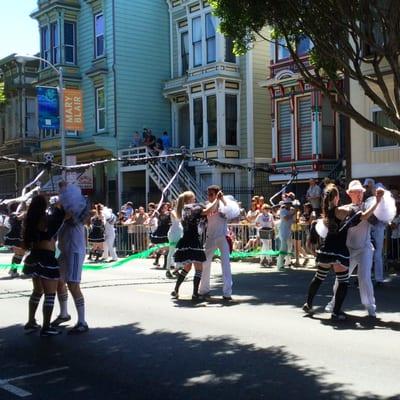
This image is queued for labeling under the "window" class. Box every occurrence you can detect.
[372,109,398,148]
[207,95,217,146]
[297,97,312,159]
[40,26,50,66]
[64,22,76,64]
[225,94,237,145]
[200,173,212,193]
[277,101,292,161]
[297,36,313,55]
[321,95,336,158]
[192,17,202,67]
[96,87,105,132]
[276,37,290,61]
[180,31,189,75]
[25,97,36,137]
[221,173,235,192]
[95,13,105,58]
[225,37,236,63]
[193,97,203,147]
[50,22,60,64]
[205,13,216,63]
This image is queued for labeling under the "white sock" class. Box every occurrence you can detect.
[74,296,86,324]
[58,292,69,317]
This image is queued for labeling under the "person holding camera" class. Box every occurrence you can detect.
[277,199,295,271]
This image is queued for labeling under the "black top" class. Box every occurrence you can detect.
[37,207,66,241]
[181,204,204,238]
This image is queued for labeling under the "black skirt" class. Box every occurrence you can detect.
[88,226,105,243]
[174,236,206,264]
[23,249,60,280]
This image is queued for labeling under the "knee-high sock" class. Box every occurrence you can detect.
[193,270,202,296]
[42,293,56,329]
[333,270,349,315]
[163,252,168,269]
[28,292,42,323]
[306,265,330,307]
[58,291,69,318]
[174,269,188,293]
[74,296,86,324]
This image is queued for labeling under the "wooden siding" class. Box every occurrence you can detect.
[252,36,271,161]
[239,56,248,159]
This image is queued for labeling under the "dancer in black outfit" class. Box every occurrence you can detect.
[150,203,171,268]
[22,195,65,336]
[4,203,26,278]
[171,191,219,300]
[302,184,354,321]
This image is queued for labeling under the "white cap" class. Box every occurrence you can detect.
[363,178,375,187]
[347,180,366,193]
[49,196,59,205]
[375,182,385,190]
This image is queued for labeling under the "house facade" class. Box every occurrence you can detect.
[31,0,171,207]
[260,37,349,196]
[0,55,40,199]
[159,0,272,203]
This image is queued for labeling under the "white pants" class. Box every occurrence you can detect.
[277,237,292,269]
[166,244,176,269]
[103,231,118,261]
[329,245,376,313]
[260,239,272,263]
[199,235,232,297]
[372,225,385,282]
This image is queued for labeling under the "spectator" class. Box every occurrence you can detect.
[144,129,156,154]
[306,179,322,216]
[123,202,134,220]
[131,131,142,148]
[161,131,171,153]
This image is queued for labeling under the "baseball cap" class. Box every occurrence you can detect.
[363,178,375,187]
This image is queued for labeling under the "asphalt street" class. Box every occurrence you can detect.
[1,252,400,400]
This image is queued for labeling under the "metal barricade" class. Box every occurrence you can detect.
[115,224,151,257]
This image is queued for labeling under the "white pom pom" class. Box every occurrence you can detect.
[374,190,396,223]
[220,196,240,220]
[315,218,328,238]
[59,184,88,223]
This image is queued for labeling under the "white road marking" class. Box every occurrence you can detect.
[0,367,69,398]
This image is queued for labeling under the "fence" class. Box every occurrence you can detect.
[104,224,400,270]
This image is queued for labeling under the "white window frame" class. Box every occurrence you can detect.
[95,86,106,133]
[177,27,189,76]
[94,13,105,58]
[370,106,399,151]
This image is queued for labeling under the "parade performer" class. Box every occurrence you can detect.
[276,199,295,271]
[87,204,105,262]
[52,183,90,334]
[102,206,118,262]
[22,194,65,336]
[150,203,171,268]
[4,203,26,278]
[302,184,355,320]
[325,180,387,317]
[171,191,219,300]
[165,207,183,278]
[198,186,240,300]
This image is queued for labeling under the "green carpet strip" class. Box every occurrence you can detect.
[0,244,292,271]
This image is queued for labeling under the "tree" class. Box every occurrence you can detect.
[210,0,400,143]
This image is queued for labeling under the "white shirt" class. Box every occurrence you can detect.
[206,205,228,241]
[306,185,322,210]
[255,213,274,229]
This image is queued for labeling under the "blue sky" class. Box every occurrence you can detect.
[0,0,40,59]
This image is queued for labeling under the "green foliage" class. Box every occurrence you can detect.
[0,81,5,105]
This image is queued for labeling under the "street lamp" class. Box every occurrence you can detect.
[15,54,65,168]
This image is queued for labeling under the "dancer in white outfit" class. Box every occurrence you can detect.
[165,209,183,278]
[199,186,239,300]
[255,204,274,266]
[102,207,118,262]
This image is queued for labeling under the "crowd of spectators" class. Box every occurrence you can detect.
[130,128,171,156]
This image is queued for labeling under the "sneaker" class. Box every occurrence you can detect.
[166,270,174,279]
[40,327,62,337]
[24,320,41,332]
[9,270,19,278]
[222,296,233,301]
[199,292,211,300]
[170,290,179,299]
[302,303,313,314]
[324,302,334,313]
[191,294,201,301]
[68,322,89,335]
[331,312,347,321]
[51,315,71,326]
[366,306,376,318]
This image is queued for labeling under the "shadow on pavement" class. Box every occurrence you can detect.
[0,323,396,400]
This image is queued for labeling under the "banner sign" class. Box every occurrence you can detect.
[37,86,59,129]
[64,88,84,131]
